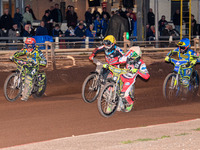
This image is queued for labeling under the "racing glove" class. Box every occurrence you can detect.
[89,53,95,60]
[165,56,171,62]
[131,68,138,74]
[9,56,14,61]
[181,62,190,68]
[103,64,108,69]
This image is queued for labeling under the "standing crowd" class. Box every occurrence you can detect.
[146,8,199,41]
[0,4,137,44]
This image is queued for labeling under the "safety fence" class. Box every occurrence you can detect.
[0,35,199,70]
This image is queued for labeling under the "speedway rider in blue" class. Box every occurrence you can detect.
[165,38,199,98]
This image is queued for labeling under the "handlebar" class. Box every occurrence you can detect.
[11,57,36,66]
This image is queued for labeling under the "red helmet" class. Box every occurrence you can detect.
[25,38,36,52]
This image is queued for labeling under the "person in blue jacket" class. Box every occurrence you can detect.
[52,24,63,37]
[35,21,48,36]
[94,15,101,37]
[101,14,109,36]
[85,24,96,48]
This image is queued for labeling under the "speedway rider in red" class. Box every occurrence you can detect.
[89,35,124,65]
[119,46,150,108]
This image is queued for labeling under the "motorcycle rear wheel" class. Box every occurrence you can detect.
[32,77,47,98]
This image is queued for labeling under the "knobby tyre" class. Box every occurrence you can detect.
[33,77,47,98]
[4,73,22,102]
[163,73,179,101]
[97,82,119,117]
[82,74,100,103]
[191,71,199,97]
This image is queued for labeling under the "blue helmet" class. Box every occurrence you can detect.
[177,38,190,53]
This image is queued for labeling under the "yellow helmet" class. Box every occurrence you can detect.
[103,35,116,49]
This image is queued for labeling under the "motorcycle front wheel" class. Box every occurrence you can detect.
[4,73,22,102]
[82,74,100,103]
[97,82,119,117]
[163,73,180,101]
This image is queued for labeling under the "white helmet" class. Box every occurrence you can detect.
[128,46,142,59]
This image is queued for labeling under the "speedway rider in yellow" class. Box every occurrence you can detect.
[10,37,47,101]
[165,38,199,98]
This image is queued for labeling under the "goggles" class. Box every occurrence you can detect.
[27,44,33,48]
[179,46,187,50]
[103,40,112,46]
[131,51,138,57]
[177,42,185,47]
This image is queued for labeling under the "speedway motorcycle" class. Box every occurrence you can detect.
[163,58,199,101]
[82,58,109,103]
[4,58,47,102]
[97,64,135,118]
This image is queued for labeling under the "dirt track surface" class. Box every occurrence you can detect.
[0,61,200,148]
[2,119,200,150]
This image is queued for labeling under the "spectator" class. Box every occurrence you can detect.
[92,7,100,21]
[74,23,86,48]
[111,11,115,17]
[13,8,23,31]
[130,13,136,36]
[86,24,95,48]
[101,7,110,20]
[74,23,86,38]
[67,6,78,28]
[161,24,170,36]
[85,8,93,27]
[94,15,101,37]
[23,6,33,25]
[51,3,63,25]
[147,8,155,26]
[8,23,20,42]
[86,24,95,38]
[191,14,197,36]
[0,28,8,37]
[118,6,126,18]
[0,9,13,31]
[48,6,54,22]
[22,24,33,37]
[8,23,20,49]
[65,26,75,47]
[169,25,179,36]
[101,14,109,36]
[42,10,53,35]
[128,8,136,21]
[27,4,37,20]
[52,24,63,37]
[74,20,86,31]
[146,24,155,41]
[158,15,168,36]
[36,21,48,36]
[66,5,71,22]
[65,26,75,37]
[173,9,180,33]
[126,13,133,36]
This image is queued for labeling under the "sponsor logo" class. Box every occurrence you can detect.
[185,69,191,75]
[125,82,130,85]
